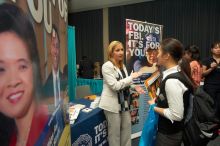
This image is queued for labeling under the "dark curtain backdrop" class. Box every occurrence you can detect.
[69,10,103,64]
[109,0,220,59]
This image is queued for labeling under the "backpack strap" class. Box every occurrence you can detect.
[159,72,193,120]
[163,72,192,88]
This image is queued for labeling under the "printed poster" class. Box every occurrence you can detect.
[126,19,163,84]
[0,0,70,145]
[126,19,162,137]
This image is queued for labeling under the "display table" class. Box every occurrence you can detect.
[71,99,108,146]
[76,78,103,95]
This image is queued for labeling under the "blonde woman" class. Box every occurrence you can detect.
[99,41,143,146]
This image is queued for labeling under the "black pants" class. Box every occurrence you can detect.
[204,84,220,119]
[155,131,183,146]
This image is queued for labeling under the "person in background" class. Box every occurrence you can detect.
[78,56,94,79]
[76,64,80,77]
[148,38,194,146]
[99,41,144,146]
[93,61,101,78]
[43,24,62,107]
[0,3,48,145]
[184,45,202,87]
[202,42,220,118]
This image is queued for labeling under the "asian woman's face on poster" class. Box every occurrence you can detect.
[0,32,34,119]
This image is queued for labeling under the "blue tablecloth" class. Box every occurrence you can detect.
[76,78,103,95]
[71,99,108,146]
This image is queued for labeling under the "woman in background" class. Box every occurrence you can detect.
[0,3,48,146]
[184,45,202,87]
[148,38,194,146]
[99,41,143,146]
[202,42,220,118]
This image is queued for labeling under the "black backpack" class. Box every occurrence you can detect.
[183,86,220,146]
[163,73,220,146]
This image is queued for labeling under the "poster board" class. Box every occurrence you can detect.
[0,1,70,145]
[126,19,163,82]
[125,19,163,138]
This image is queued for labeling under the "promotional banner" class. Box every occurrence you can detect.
[125,19,163,138]
[126,19,163,84]
[0,0,69,145]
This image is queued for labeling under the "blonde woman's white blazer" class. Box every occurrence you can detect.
[99,61,133,113]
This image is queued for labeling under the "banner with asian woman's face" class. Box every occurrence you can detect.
[0,1,69,145]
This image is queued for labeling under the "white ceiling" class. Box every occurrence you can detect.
[68,0,153,13]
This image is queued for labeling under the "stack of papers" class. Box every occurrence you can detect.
[69,104,86,125]
[73,104,86,110]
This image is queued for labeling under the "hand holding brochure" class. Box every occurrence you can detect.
[144,71,160,99]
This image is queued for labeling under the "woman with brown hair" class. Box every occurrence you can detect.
[148,38,194,146]
[184,45,202,87]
